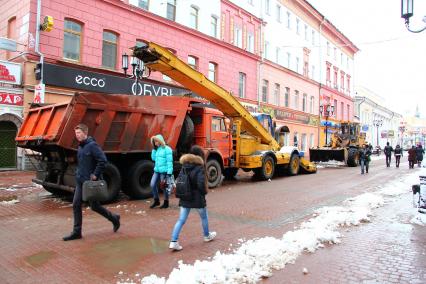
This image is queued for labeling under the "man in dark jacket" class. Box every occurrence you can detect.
[394,144,403,168]
[408,146,417,169]
[416,144,425,167]
[384,142,394,167]
[359,144,372,174]
[63,124,120,241]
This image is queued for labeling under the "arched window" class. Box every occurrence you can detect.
[63,19,82,61]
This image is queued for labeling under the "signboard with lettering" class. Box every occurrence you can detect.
[387,130,395,138]
[34,83,45,103]
[0,60,21,85]
[42,63,188,96]
[0,93,23,106]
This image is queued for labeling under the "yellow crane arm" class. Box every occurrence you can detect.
[133,42,280,150]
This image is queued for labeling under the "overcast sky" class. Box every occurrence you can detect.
[308,0,426,117]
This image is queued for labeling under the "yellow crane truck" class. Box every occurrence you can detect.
[133,42,317,180]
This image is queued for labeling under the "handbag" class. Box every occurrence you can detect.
[159,179,167,190]
[82,179,108,202]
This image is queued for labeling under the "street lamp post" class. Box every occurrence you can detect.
[121,53,151,95]
[373,119,383,148]
[401,0,426,33]
[320,103,335,146]
[399,125,406,147]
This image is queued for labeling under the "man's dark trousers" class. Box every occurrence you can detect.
[386,154,391,167]
[73,181,116,233]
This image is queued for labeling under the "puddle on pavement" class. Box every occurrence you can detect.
[0,195,18,202]
[24,250,56,267]
[83,237,169,273]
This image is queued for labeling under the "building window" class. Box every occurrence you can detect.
[302,93,307,112]
[334,47,337,60]
[286,52,291,69]
[138,0,149,10]
[274,83,280,105]
[190,6,198,30]
[63,19,82,61]
[311,65,315,80]
[303,61,309,77]
[341,102,344,120]
[312,30,315,45]
[285,87,290,107]
[340,72,345,91]
[264,41,269,59]
[341,53,344,65]
[265,0,270,15]
[347,104,350,121]
[296,18,300,34]
[347,57,350,69]
[238,72,246,98]
[304,25,308,40]
[247,33,254,53]
[347,75,351,92]
[326,64,331,84]
[234,26,242,48]
[327,42,330,55]
[333,68,338,89]
[310,133,315,148]
[287,11,291,29]
[7,17,17,59]
[211,16,218,37]
[301,133,307,151]
[294,90,299,110]
[208,62,217,82]
[262,80,269,103]
[276,5,281,22]
[295,57,299,73]
[102,31,117,69]
[293,132,298,147]
[188,55,198,70]
[275,47,280,64]
[167,0,176,21]
[334,99,338,118]
[310,96,314,114]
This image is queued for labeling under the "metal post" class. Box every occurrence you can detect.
[325,115,328,146]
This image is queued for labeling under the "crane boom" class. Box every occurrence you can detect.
[133,42,281,150]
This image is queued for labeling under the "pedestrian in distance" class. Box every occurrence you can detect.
[63,124,120,241]
[384,142,394,167]
[408,145,417,169]
[359,144,372,175]
[150,134,173,209]
[416,144,425,167]
[394,144,403,168]
[169,145,216,251]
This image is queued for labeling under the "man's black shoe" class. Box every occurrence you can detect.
[63,232,82,241]
[113,214,121,232]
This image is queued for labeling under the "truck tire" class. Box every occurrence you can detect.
[253,155,275,180]
[102,163,121,203]
[223,167,238,180]
[206,159,222,188]
[347,148,359,167]
[287,153,300,176]
[177,116,194,153]
[125,160,154,199]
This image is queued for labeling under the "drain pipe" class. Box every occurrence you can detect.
[317,17,326,147]
[35,0,44,84]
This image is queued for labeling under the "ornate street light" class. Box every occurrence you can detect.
[399,124,406,147]
[121,52,151,95]
[320,102,335,146]
[401,0,426,33]
[373,119,383,148]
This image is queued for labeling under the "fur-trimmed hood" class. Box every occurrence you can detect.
[151,134,166,147]
[179,154,204,165]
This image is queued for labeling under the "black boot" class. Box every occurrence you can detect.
[112,214,120,232]
[160,200,169,209]
[63,231,82,241]
[150,198,160,208]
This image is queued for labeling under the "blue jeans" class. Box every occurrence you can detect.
[171,207,210,241]
[150,172,169,200]
[360,159,369,174]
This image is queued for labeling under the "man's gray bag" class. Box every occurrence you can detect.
[82,180,108,202]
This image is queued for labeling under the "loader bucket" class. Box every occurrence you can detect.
[309,148,347,163]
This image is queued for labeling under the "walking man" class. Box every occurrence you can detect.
[384,142,394,167]
[63,124,120,241]
[359,144,372,175]
[394,144,403,168]
[408,145,417,169]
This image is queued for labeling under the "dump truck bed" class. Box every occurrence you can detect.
[16,93,195,153]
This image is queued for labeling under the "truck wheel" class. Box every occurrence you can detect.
[125,160,154,199]
[347,148,359,167]
[177,116,194,153]
[287,153,300,176]
[254,155,275,180]
[102,163,121,203]
[223,168,238,180]
[206,159,222,188]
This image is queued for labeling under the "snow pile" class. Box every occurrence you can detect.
[410,210,426,226]
[118,171,420,284]
[314,160,346,168]
[0,199,19,205]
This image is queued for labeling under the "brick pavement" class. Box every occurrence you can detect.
[0,157,425,283]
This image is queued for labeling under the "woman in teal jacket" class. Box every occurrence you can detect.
[150,134,173,208]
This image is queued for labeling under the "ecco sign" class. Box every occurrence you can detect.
[43,63,188,96]
[75,75,106,88]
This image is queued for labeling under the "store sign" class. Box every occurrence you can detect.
[387,130,395,138]
[0,93,23,106]
[42,63,188,96]
[0,37,17,52]
[0,60,21,85]
[34,83,45,103]
[381,130,388,138]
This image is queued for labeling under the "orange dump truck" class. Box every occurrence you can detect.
[16,92,233,202]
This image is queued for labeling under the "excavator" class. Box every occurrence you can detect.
[133,42,317,179]
[309,122,366,167]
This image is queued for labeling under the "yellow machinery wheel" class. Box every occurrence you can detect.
[288,153,300,176]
